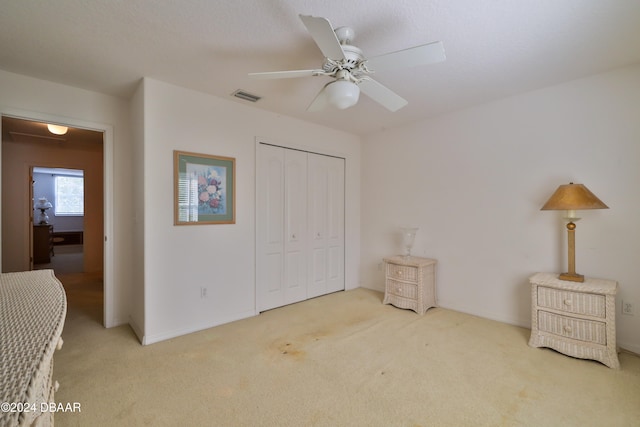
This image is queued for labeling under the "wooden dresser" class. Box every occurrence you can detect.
[528,272,619,369]
[383,256,437,314]
[33,224,54,264]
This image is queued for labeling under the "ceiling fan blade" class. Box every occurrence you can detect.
[299,15,346,60]
[359,78,408,112]
[306,83,330,112]
[366,41,446,73]
[248,69,322,79]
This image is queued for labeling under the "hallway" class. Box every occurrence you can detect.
[34,244,104,325]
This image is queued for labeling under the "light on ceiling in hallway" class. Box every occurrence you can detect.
[47,124,68,135]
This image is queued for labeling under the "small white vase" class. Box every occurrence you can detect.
[400,227,419,259]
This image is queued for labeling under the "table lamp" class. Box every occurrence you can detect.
[540,182,608,282]
[400,227,419,259]
[34,197,53,224]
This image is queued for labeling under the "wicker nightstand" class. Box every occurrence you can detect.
[528,272,619,369]
[382,256,437,314]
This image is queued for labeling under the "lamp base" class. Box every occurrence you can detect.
[558,272,585,283]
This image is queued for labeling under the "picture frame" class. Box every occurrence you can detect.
[174,150,236,225]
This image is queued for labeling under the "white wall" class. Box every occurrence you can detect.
[129,79,146,338]
[361,65,640,353]
[0,69,133,326]
[138,78,361,344]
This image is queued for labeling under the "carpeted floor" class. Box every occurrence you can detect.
[51,281,640,426]
[34,244,84,275]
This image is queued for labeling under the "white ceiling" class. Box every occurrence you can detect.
[1,0,639,136]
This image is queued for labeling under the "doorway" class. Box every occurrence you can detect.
[1,114,113,327]
[32,167,85,274]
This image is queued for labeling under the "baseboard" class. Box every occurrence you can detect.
[359,285,531,327]
[618,342,640,355]
[438,302,531,329]
[107,316,130,328]
[142,309,257,345]
[360,283,385,293]
[128,316,144,344]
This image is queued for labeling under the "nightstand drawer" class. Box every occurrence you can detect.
[537,286,605,318]
[386,279,418,300]
[386,263,418,282]
[538,311,606,345]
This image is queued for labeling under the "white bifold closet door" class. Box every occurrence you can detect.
[257,143,344,312]
[307,151,345,298]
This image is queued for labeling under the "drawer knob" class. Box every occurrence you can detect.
[397,288,402,293]
[563,299,572,306]
[563,325,572,334]
[397,271,403,276]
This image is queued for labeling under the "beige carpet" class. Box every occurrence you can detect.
[52,281,640,427]
[34,244,84,275]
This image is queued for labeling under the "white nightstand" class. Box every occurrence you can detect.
[528,272,619,369]
[383,256,437,315]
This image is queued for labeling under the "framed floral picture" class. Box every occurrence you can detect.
[174,150,236,225]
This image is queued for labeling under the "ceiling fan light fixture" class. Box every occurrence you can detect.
[47,124,68,135]
[248,15,444,112]
[326,80,360,109]
[334,26,355,44]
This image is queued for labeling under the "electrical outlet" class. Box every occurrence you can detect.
[622,300,634,316]
[200,287,208,299]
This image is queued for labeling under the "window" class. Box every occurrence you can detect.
[55,176,84,216]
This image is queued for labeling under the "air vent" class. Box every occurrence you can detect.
[232,89,261,103]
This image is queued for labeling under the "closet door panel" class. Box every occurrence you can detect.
[312,248,326,280]
[266,253,283,293]
[257,144,285,311]
[307,154,329,298]
[283,149,308,304]
[328,246,341,280]
[266,157,284,247]
[326,156,345,293]
[308,155,328,243]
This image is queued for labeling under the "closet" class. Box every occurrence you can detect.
[257,143,345,312]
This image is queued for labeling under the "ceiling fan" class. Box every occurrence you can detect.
[248,14,446,112]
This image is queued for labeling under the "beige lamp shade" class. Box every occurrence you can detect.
[541,183,608,211]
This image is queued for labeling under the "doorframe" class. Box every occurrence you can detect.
[1,108,115,328]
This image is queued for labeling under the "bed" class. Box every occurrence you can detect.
[0,269,67,427]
